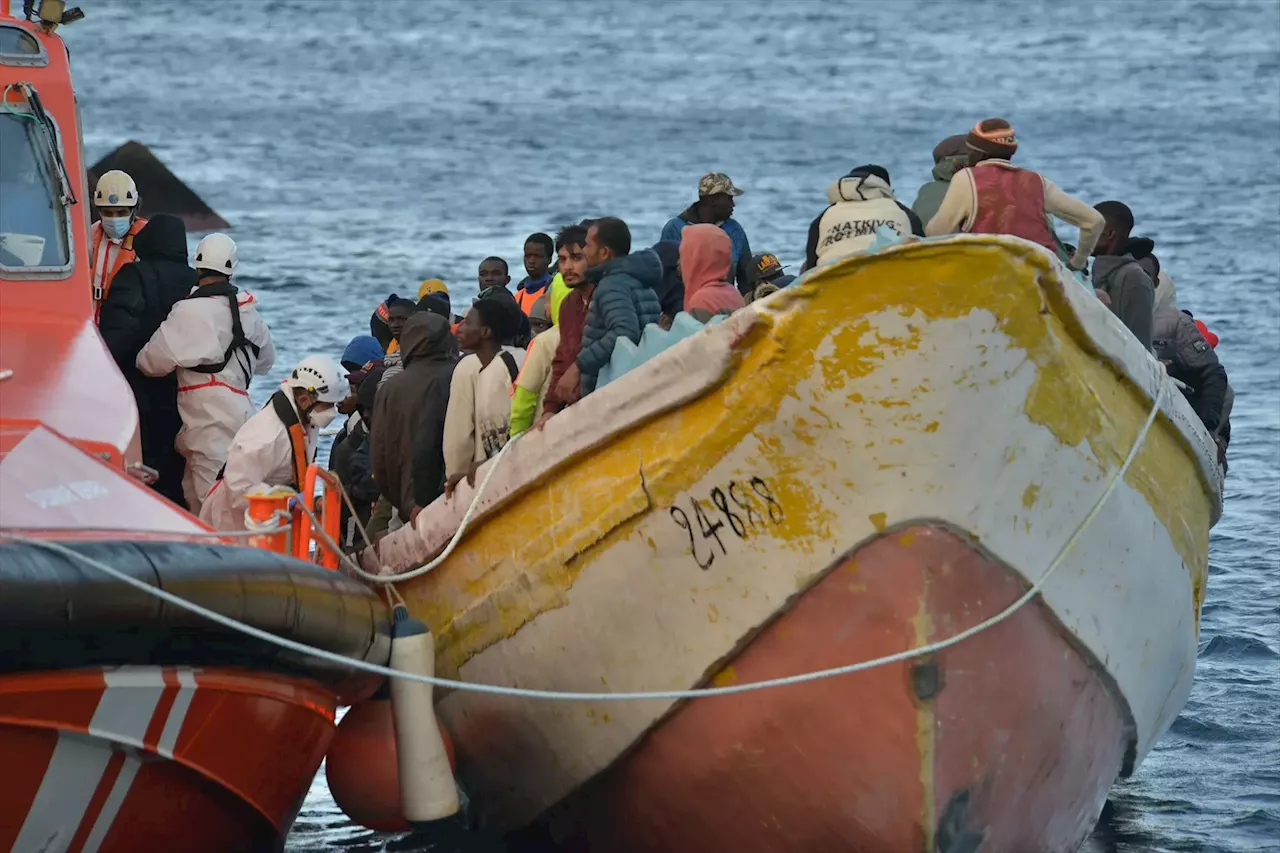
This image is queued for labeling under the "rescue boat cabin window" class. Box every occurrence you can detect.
[0,108,72,272]
[0,25,47,66]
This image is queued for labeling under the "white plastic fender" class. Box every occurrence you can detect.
[389,608,460,823]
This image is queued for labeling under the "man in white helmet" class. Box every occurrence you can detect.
[136,233,275,512]
[199,356,347,532]
[90,169,148,323]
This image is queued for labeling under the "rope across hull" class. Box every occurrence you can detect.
[532,524,1128,852]
[376,237,1219,846]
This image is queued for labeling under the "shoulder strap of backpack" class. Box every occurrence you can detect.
[499,350,520,384]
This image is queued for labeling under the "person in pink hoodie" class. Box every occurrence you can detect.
[680,224,746,322]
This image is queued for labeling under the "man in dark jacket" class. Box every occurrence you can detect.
[560,217,662,398]
[1152,305,1229,436]
[370,312,456,523]
[97,213,196,507]
[911,134,969,226]
[1091,201,1154,351]
[331,368,383,548]
[660,173,753,289]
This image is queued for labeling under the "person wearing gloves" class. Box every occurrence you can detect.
[89,169,149,323]
[136,233,275,512]
[199,356,347,532]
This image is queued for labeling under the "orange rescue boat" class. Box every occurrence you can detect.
[0,3,387,850]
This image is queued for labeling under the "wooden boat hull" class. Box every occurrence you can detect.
[534,524,1126,852]
[0,667,336,853]
[369,236,1223,850]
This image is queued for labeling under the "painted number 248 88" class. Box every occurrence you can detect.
[669,477,784,570]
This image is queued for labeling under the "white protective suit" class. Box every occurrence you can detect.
[136,287,275,512]
[199,390,317,532]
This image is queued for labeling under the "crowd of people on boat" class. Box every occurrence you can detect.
[87,116,1232,542]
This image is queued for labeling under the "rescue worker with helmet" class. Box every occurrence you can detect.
[199,356,348,532]
[136,233,275,513]
[90,170,148,323]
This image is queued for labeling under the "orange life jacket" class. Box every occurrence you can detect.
[515,285,541,315]
[269,390,311,490]
[90,217,148,322]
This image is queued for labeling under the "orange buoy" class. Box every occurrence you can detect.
[325,695,456,832]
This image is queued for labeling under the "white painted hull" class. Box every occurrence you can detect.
[370,236,1222,845]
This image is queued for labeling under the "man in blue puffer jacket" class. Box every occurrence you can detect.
[573,217,662,397]
[660,172,753,290]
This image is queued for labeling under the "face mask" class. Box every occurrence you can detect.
[101,216,130,241]
[309,407,337,428]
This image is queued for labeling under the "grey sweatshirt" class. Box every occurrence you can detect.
[1092,254,1155,351]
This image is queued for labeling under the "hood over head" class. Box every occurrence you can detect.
[680,224,732,308]
[342,335,384,368]
[132,213,188,262]
[1122,236,1155,260]
[355,367,381,418]
[828,168,896,204]
[398,312,454,366]
[933,134,969,164]
[931,135,972,182]
[590,247,665,290]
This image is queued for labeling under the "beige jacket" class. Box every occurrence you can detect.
[924,160,1103,270]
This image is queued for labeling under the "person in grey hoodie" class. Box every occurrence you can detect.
[1090,201,1154,351]
[911,134,968,226]
[571,217,662,397]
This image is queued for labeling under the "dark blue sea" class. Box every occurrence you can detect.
[66,1,1279,849]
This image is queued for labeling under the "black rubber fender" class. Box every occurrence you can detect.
[0,539,391,702]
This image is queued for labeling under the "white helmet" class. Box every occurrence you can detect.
[194,233,238,275]
[285,355,348,404]
[94,170,139,208]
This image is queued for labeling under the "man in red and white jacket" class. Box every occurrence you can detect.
[924,117,1104,273]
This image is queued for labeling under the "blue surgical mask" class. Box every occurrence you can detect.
[101,216,130,241]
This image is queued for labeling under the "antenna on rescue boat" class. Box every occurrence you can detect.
[21,0,84,31]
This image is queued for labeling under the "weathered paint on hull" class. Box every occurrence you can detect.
[533,525,1126,853]
[369,236,1221,842]
[0,667,336,852]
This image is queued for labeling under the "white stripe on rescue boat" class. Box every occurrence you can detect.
[156,668,197,759]
[8,733,114,853]
[79,753,142,853]
[86,668,166,745]
[8,667,191,853]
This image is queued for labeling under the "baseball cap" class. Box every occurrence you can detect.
[752,253,784,280]
[698,172,744,198]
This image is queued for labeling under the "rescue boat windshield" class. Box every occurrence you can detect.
[0,93,72,271]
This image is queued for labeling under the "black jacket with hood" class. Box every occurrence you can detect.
[370,312,456,519]
[99,214,197,401]
[97,214,196,506]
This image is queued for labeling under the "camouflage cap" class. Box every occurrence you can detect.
[698,172,744,198]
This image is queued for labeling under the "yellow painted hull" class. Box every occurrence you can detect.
[372,235,1221,843]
